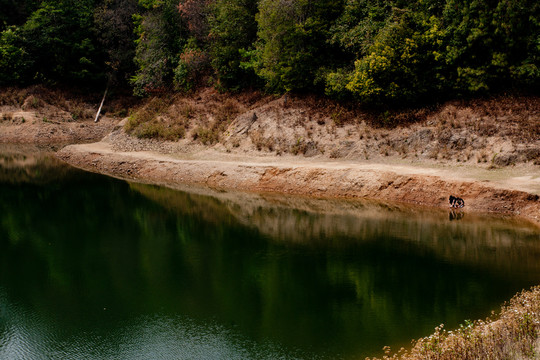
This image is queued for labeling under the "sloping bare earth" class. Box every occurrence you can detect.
[57,140,540,227]
[0,111,117,144]
[0,86,128,144]
[2,87,537,225]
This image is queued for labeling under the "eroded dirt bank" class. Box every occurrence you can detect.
[0,86,128,144]
[56,141,540,226]
[0,113,117,144]
[3,86,538,224]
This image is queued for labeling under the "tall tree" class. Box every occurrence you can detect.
[207,0,259,90]
[328,0,394,60]
[94,0,139,85]
[254,0,345,93]
[443,0,540,93]
[131,0,186,95]
[0,0,105,86]
[172,0,213,92]
[345,11,447,105]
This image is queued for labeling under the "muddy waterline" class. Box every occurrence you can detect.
[1,149,539,359]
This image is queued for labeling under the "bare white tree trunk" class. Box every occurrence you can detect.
[94,84,109,123]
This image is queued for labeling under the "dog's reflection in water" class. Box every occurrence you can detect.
[449,209,465,221]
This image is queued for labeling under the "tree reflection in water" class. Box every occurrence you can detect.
[0,148,539,360]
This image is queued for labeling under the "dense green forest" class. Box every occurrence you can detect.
[1,0,538,105]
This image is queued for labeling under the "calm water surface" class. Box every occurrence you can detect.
[1,147,540,359]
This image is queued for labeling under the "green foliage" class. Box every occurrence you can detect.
[173,46,209,92]
[208,0,259,90]
[0,0,538,105]
[0,0,105,86]
[255,0,345,93]
[94,0,139,84]
[324,68,352,99]
[23,1,104,83]
[328,0,540,104]
[329,0,394,58]
[0,27,32,84]
[346,12,447,104]
[131,0,186,96]
[138,0,164,9]
[443,0,540,94]
[173,57,192,92]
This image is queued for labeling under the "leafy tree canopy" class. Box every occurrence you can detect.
[0,0,537,105]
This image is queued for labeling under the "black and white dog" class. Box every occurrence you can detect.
[449,195,465,208]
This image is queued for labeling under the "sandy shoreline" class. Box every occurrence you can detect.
[56,140,540,227]
[2,87,538,226]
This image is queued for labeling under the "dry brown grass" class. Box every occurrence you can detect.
[430,96,540,143]
[250,129,275,151]
[125,97,187,141]
[368,286,540,360]
[123,89,254,145]
[0,87,33,106]
[290,137,309,155]
[3,86,537,166]
[192,98,242,145]
[193,126,217,145]
[1,112,13,122]
[277,93,442,131]
[0,85,136,122]
[381,95,539,165]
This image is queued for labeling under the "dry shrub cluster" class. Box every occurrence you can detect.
[123,89,249,144]
[431,96,540,143]
[368,286,540,360]
[0,85,134,122]
[234,90,268,108]
[101,91,139,118]
[279,93,439,130]
[193,98,241,144]
[250,129,276,151]
[125,97,188,141]
[1,86,93,118]
[290,137,309,155]
[414,96,540,165]
[281,94,360,127]
[0,86,41,106]
[1,112,14,122]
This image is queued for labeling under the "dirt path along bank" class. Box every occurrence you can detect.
[56,141,540,226]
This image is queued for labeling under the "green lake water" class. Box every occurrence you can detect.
[1,148,540,359]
